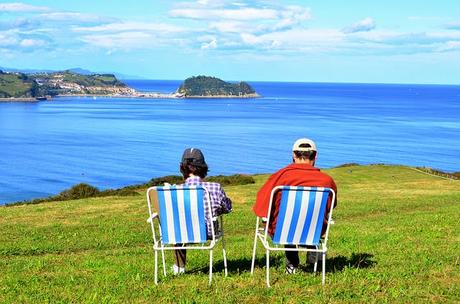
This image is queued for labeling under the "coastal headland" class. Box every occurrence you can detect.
[0,70,260,101]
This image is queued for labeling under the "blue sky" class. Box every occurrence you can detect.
[1,0,459,83]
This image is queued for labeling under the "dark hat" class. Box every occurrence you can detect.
[181,148,207,167]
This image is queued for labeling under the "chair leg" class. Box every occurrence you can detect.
[266,249,270,288]
[154,250,158,285]
[222,237,228,277]
[313,258,318,273]
[250,221,259,275]
[313,247,319,273]
[209,250,214,285]
[161,248,166,276]
[322,252,326,285]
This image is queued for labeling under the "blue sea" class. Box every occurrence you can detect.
[0,81,459,205]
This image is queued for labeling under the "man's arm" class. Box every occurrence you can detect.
[330,178,338,209]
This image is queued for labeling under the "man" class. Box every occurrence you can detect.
[252,138,337,273]
[173,148,232,274]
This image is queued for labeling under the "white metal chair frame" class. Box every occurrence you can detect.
[146,185,228,285]
[250,186,336,287]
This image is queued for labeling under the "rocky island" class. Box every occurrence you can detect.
[177,76,259,98]
[0,70,259,101]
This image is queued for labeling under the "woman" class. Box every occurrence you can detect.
[172,148,233,274]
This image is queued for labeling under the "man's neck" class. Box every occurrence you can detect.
[294,159,315,166]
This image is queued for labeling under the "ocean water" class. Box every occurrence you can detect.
[0,81,459,204]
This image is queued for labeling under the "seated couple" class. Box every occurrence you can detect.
[173,138,337,274]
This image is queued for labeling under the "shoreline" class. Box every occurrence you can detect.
[0,97,38,102]
[0,92,261,102]
[1,164,458,207]
[183,93,260,98]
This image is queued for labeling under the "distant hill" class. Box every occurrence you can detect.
[0,66,144,80]
[177,76,259,98]
[0,70,38,98]
[0,70,134,98]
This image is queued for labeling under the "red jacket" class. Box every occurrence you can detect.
[253,163,337,236]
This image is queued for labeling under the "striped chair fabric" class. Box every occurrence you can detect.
[272,186,331,246]
[156,185,207,245]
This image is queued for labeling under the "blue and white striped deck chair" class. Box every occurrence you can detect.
[146,185,228,285]
[250,186,336,287]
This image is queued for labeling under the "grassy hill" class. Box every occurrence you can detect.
[177,76,257,97]
[0,165,459,303]
[0,70,128,98]
[0,71,38,98]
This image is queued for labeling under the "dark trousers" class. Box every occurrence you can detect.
[285,245,299,267]
[285,245,316,267]
[174,247,187,267]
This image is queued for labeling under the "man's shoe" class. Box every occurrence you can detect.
[285,264,297,274]
[171,264,185,275]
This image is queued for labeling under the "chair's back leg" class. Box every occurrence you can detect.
[222,238,228,277]
[266,249,270,287]
[161,248,167,276]
[209,250,214,285]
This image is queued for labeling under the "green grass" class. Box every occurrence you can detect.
[1,165,459,303]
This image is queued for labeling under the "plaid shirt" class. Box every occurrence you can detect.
[184,176,232,237]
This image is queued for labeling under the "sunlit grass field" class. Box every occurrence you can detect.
[1,165,459,303]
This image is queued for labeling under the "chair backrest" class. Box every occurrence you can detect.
[147,185,208,245]
[271,186,335,246]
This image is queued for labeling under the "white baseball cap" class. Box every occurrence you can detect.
[292,138,317,152]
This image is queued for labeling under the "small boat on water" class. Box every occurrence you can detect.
[35,95,52,101]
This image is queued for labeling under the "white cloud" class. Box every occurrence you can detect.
[437,41,460,52]
[343,17,376,34]
[170,7,278,20]
[446,21,460,30]
[201,38,217,49]
[38,12,111,23]
[0,30,49,52]
[209,21,246,33]
[73,22,185,33]
[0,32,18,47]
[2,1,459,59]
[0,2,50,13]
[79,32,154,48]
[19,38,46,47]
[351,30,460,45]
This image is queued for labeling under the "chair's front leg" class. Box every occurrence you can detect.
[313,245,319,273]
[250,218,260,275]
[322,252,326,285]
[154,250,158,285]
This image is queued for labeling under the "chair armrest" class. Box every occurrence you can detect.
[146,213,158,223]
